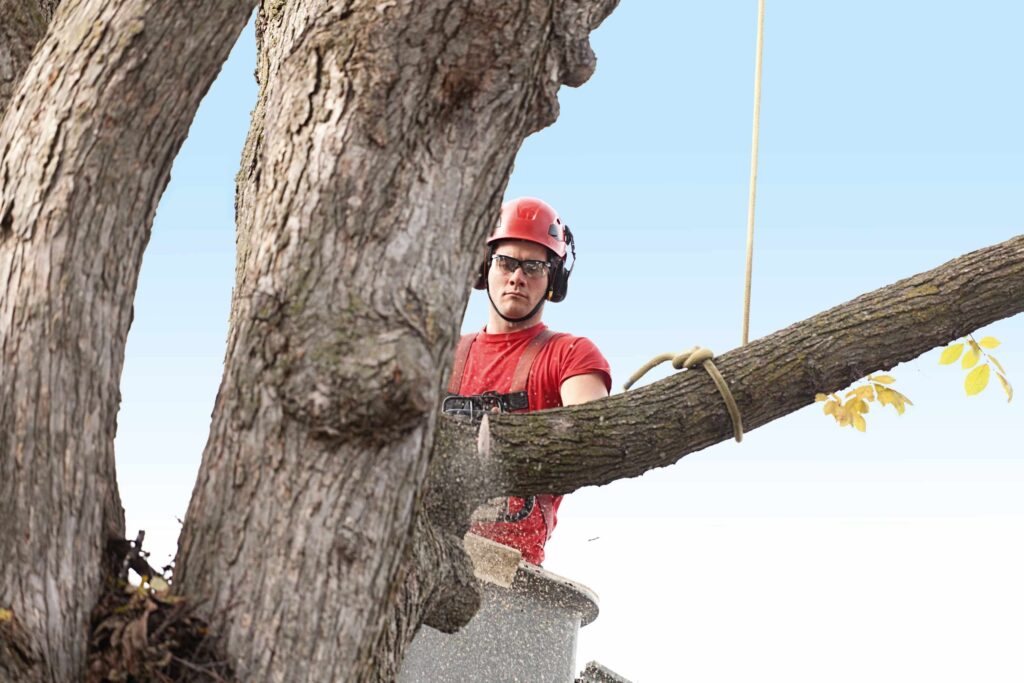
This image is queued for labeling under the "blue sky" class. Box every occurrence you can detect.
[117,2,1023,680]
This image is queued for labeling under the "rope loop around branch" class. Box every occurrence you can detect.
[623,346,744,443]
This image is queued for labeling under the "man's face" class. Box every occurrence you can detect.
[487,240,552,321]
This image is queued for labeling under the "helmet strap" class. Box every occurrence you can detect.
[486,284,547,324]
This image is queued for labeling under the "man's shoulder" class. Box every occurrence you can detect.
[537,329,612,392]
[538,329,609,368]
[543,329,602,351]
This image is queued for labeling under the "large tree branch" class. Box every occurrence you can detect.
[423,233,1024,639]
[433,234,1024,504]
[0,1,254,679]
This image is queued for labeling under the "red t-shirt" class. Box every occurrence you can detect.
[454,323,611,565]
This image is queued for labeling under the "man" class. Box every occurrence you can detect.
[445,197,611,565]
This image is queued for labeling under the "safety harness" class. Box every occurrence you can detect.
[443,328,560,535]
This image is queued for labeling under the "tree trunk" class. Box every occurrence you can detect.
[173,0,618,680]
[431,234,1024,500]
[0,0,59,119]
[0,2,254,680]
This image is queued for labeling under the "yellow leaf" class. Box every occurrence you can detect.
[847,386,873,401]
[855,399,870,413]
[961,347,981,369]
[979,336,1001,349]
[876,388,893,406]
[939,343,964,365]
[836,405,852,427]
[964,364,991,396]
[852,413,867,432]
[0,608,12,623]
[881,388,911,415]
[996,372,1013,402]
[823,401,837,416]
[871,375,895,385]
[989,355,1007,376]
[968,338,982,353]
[815,393,828,402]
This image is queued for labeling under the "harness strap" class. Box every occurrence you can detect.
[535,494,557,539]
[509,328,558,396]
[447,333,478,395]
[507,328,560,540]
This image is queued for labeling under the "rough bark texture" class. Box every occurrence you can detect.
[0,1,255,680]
[431,234,1024,501]
[0,0,57,118]
[173,0,618,681]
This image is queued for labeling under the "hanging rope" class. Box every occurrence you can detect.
[623,347,743,443]
[742,0,766,346]
[620,6,764,444]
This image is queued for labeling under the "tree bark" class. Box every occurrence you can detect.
[0,1,254,680]
[431,234,1024,502]
[173,0,618,680]
[0,0,59,119]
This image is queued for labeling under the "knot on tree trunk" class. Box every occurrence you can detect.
[516,0,621,134]
[550,0,620,88]
[272,319,438,443]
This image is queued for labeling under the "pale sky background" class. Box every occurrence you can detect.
[116,2,1024,681]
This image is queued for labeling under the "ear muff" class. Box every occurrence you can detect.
[547,259,570,302]
[473,257,488,290]
[546,225,575,303]
[473,247,493,290]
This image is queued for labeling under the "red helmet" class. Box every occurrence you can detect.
[488,197,568,259]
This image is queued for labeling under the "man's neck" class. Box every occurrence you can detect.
[485,310,544,334]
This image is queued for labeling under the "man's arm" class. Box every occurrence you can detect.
[560,372,609,406]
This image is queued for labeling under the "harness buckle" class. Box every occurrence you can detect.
[442,390,529,421]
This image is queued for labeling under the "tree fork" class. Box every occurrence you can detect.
[432,234,1024,499]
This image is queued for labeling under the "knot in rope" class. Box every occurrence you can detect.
[623,346,744,443]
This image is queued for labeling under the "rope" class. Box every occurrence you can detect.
[623,347,743,443]
[742,0,766,346]
[619,6,761,445]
